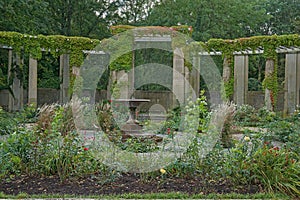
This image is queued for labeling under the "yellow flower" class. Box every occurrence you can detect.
[160,168,166,174]
[244,136,250,142]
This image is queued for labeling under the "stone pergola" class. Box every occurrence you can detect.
[0,46,71,111]
[108,33,197,106]
[110,38,300,114]
[1,34,300,115]
[227,47,300,114]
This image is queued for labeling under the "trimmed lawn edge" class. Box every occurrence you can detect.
[0,192,290,199]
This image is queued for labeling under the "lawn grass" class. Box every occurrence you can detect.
[0,191,290,199]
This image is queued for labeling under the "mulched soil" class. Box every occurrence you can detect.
[0,173,261,196]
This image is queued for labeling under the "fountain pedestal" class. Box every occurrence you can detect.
[114,98,150,136]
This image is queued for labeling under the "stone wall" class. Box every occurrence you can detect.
[0,88,286,112]
[247,91,284,111]
[0,90,9,110]
[0,89,59,110]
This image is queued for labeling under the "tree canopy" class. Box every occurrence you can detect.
[144,0,270,41]
[0,0,299,40]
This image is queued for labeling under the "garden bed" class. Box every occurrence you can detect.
[0,173,260,196]
[0,103,299,198]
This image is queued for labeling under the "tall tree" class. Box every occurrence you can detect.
[115,0,159,25]
[145,0,269,41]
[0,0,120,39]
[0,0,50,34]
[257,0,300,35]
[43,0,118,39]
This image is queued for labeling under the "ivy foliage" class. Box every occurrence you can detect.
[0,32,100,66]
[204,34,300,101]
[2,30,298,68]
[110,25,193,37]
[0,30,299,102]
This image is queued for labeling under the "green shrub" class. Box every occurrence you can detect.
[219,135,300,197]
[35,102,76,136]
[233,105,277,126]
[264,117,300,155]
[0,106,18,135]
[0,102,113,182]
[246,144,300,197]
[196,142,227,180]
[159,106,182,134]
[0,129,35,178]
[15,103,38,123]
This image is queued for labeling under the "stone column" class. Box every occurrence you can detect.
[184,66,190,99]
[173,48,185,106]
[234,55,248,105]
[223,57,231,83]
[128,68,134,98]
[11,53,23,111]
[284,53,300,114]
[7,49,13,111]
[28,57,38,106]
[117,70,129,99]
[190,55,200,98]
[108,70,129,99]
[298,53,300,107]
[234,55,248,106]
[60,54,70,104]
[107,70,116,99]
[223,57,232,100]
[264,59,275,111]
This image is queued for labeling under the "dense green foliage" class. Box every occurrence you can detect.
[0,1,299,197]
[0,98,300,197]
[0,0,299,40]
[0,0,299,91]
[0,0,116,39]
[258,0,300,35]
[144,0,268,41]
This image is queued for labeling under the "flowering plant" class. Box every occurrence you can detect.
[246,144,300,197]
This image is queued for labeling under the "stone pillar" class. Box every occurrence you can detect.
[223,57,232,100]
[60,54,70,104]
[173,48,185,105]
[108,70,129,99]
[265,59,275,111]
[28,57,38,106]
[184,66,190,99]
[223,57,231,83]
[298,53,300,107]
[7,49,13,111]
[234,55,248,106]
[11,53,23,111]
[107,70,116,99]
[128,68,134,98]
[117,70,129,99]
[284,53,300,114]
[190,55,200,97]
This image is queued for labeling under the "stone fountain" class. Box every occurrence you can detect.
[114,98,150,136]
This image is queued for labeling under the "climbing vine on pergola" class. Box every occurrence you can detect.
[0,28,299,112]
